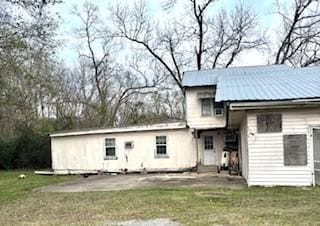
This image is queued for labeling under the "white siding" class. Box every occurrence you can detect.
[185,87,226,129]
[52,129,196,174]
[240,114,249,182]
[246,108,320,186]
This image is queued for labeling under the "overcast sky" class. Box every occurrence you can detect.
[51,0,288,68]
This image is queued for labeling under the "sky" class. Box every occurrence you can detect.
[51,0,288,68]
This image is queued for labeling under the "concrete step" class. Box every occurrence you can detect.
[197,165,219,173]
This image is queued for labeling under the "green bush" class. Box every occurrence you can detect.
[0,128,51,169]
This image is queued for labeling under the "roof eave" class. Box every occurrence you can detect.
[229,99,320,111]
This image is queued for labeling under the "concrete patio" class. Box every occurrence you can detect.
[37,172,246,192]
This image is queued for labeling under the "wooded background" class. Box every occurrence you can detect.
[1,0,319,169]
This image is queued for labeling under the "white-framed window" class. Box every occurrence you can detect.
[105,138,116,159]
[214,108,224,116]
[201,99,213,116]
[214,102,224,116]
[155,136,168,158]
[204,136,213,150]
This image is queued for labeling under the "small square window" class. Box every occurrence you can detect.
[214,108,224,116]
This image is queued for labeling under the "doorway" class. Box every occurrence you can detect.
[203,135,215,165]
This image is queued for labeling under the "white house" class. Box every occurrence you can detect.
[50,64,320,186]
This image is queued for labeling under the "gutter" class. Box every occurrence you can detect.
[230,100,320,111]
[225,102,230,128]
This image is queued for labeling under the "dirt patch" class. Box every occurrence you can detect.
[195,191,230,198]
[100,218,181,226]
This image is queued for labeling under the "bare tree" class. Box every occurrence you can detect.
[0,0,60,135]
[73,2,162,126]
[208,4,267,68]
[111,0,266,92]
[275,0,320,66]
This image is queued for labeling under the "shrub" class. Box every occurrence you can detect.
[0,128,51,169]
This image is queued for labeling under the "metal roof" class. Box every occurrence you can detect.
[183,64,320,102]
[50,121,187,137]
[182,69,219,87]
[182,64,290,87]
[215,65,320,102]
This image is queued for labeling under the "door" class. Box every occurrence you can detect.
[203,135,215,165]
[313,129,320,185]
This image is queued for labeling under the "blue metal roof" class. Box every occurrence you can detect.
[182,64,290,87]
[183,64,320,102]
[215,65,320,102]
[182,69,219,87]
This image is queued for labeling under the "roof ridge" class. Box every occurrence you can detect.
[184,64,289,74]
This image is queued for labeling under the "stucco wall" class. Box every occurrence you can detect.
[185,87,226,129]
[51,128,196,174]
[246,108,320,186]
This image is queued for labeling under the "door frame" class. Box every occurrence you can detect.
[310,126,320,186]
[202,135,215,166]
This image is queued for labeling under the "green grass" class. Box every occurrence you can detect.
[0,170,77,203]
[1,171,320,225]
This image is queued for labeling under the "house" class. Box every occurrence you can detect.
[50,64,320,186]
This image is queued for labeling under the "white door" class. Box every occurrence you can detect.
[203,135,215,165]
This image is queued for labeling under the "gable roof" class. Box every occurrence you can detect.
[183,64,320,102]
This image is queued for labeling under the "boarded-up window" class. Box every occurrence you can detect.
[257,114,282,133]
[284,134,307,166]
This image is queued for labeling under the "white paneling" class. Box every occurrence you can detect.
[51,129,196,174]
[246,108,320,186]
[240,114,249,181]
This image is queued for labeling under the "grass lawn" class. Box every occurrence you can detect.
[1,171,320,225]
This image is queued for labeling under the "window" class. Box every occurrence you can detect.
[124,141,134,149]
[204,136,213,150]
[284,134,307,166]
[105,138,116,159]
[156,136,167,157]
[201,99,213,116]
[214,108,224,116]
[214,102,224,116]
[257,114,282,133]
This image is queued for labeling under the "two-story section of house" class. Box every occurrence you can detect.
[183,70,228,168]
